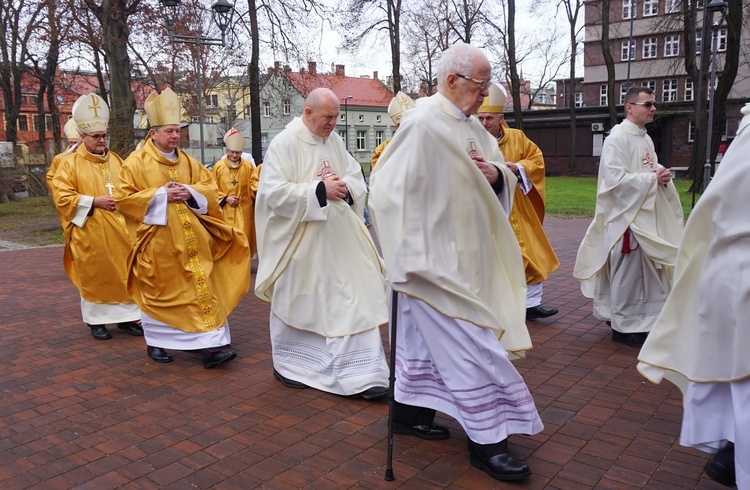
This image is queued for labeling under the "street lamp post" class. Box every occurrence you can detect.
[344,95,353,152]
[159,0,234,166]
[703,0,728,193]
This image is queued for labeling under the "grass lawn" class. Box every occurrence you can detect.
[0,196,63,246]
[546,176,695,219]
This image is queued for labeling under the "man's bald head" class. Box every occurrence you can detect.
[303,88,340,138]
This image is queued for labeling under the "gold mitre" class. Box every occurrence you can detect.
[145,87,182,126]
[224,128,245,152]
[72,93,109,133]
[476,82,507,113]
[63,118,80,140]
[387,91,415,125]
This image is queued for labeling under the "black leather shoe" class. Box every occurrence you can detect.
[88,324,111,340]
[355,386,389,400]
[117,321,144,336]
[611,329,648,348]
[147,346,173,363]
[273,368,308,389]
[393,423,450,440]
[202,349,237,368]
[705,442,735,487]
[468,440,531,481]
[526,305,558,320]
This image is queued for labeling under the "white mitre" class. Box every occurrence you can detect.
[224,128,245,152]
[72,93,109,133]
[476,82,507,113]
[387,91,415,125]
[63,118,80,140]
[145,87,182,126]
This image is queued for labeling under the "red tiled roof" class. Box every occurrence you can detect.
[283,72,393,108]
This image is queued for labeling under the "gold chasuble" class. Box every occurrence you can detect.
[210,157,259,255]
[51,144,133,303]
[498,128,559,284]
[116,139,250,333]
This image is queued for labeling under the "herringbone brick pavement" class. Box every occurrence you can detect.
[0,218,726,489]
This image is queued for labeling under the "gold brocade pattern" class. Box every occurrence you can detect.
[225,167,240,226]
[94,163,128,233]
[165,164,216,330]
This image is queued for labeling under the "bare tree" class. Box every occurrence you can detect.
[81,0,141,156]
[402,0,455,95]
[339,0,403,93]
[447,0,484,44]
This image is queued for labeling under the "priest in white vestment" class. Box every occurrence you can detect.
[574,86,683,348]
[255,88,390,400]
[370,42,542,482]
[637,103,750,489]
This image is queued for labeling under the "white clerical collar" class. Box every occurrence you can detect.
[227,158,241,168]
[157,148,178,160]
[622,118,648,136]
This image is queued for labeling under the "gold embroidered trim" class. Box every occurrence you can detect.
[166,165,215,329]
[94,163,128,234]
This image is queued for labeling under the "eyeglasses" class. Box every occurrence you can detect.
[85,133,109,141]
[630,102,657,109]
[455,73,491,90]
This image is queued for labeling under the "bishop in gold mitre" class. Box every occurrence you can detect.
[50,92,144,341]
[475,82,560,321]
[115,87,250,368]
[210,127,261,256]
[370,91,415,170]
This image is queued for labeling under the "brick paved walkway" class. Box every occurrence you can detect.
[0,219,726,489]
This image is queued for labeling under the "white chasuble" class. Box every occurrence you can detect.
[255,117,388,338]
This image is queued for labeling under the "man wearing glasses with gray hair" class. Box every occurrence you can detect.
[575,86,684,348]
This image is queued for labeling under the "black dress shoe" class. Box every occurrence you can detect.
[202,349,237,368]
[705,442,735,487]
[354,386,389,400]
[273,368,308,389]
[611,329,648,348]
[147,346,173,363]
[526,305,558,320]
[88,324,111,340]
[117,320,144,336]
[393,422,450,440]
[468,439,531,481]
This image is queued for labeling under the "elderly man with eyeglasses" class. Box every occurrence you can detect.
[574,86,684,348]
[51,93,143,341]
[370,42,542,481]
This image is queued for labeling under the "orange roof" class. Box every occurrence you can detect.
[283,72,393,108]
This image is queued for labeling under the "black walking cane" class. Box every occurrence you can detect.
[384,288,398,481]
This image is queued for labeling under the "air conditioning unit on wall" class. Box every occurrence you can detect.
[591,123,605,132]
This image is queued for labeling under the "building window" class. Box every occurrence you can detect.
[245,105,252,119]
[642,80,656,92]
[375,130,384,146]
[29,95,38,106]
[717,28,728,52]
[643,37,657,58]
[282,98,291,115]
[599,84,608,106]
[339,129,347,140]
[665,35,680,57]
[663,79,678,102]
[666,0,680,13]
[358,114,364,122]
[261,133,268,146]
[621,40,636,61]
[688,120,696,142]
[696,31,703,54]
[263,101,271,117]
[643,0,658,16]
[376,115,382,123]
[56,95,64,105]
[356,131,367,150]
[206,94,219,107]
[685,79,694,101]
[622,0,635,19]
[20,95,27,105]
[619,84,630,105]
[574,92,583,108]
[17,115,29,131]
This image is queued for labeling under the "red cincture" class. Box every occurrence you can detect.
[621,229,640,254]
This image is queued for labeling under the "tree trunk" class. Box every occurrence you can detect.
[248,0,262,163]
[600,0,618,128]
[388,0,402,94]
[507,0,523,130]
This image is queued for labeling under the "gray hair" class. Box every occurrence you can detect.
[436,42,486,90]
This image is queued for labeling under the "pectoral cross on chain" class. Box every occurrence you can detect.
[231,178,237,185]
[105,182,114,195]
